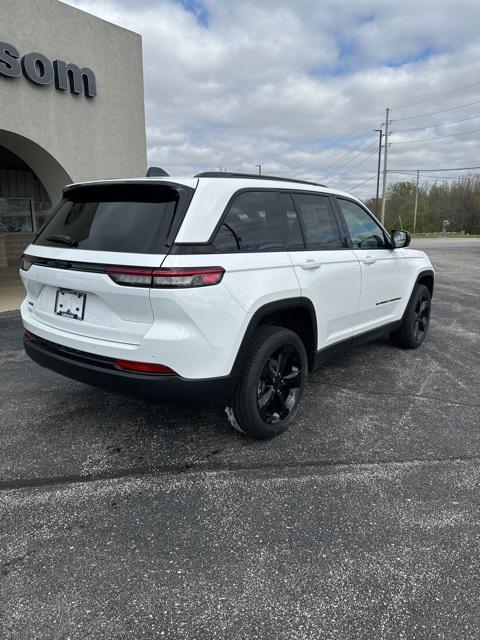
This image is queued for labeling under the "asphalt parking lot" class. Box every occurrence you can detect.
[1,238,479,639]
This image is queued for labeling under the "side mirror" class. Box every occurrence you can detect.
[391,229,410,248]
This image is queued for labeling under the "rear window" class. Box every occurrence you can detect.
[35,183,192,254]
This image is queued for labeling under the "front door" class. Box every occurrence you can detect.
[335,198,407,335]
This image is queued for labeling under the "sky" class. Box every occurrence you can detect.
[66,0,480,199]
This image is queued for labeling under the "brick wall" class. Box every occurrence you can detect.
[1,233,36,265]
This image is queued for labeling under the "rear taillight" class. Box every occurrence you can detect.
[152,267,225,288]
[106,267,153,287]
[115,359,175,374]
[106,266,225,288]
[20,254,33,271]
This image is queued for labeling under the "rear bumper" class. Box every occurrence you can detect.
[23,333,234,403]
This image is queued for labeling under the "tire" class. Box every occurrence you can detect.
[224,325,308,439]
[390,283,432,349]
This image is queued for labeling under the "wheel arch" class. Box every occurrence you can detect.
[400,268,435,324]
[416,269,434,296]
[230,297,318,379]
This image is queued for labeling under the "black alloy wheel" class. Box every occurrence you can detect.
[226,325,308,439]
[257,344,303,424]
[412,291,431,341]
[390,283,432,349]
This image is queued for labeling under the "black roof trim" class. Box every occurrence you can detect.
[194,172,326,187]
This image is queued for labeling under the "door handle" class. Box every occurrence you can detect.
[362,255,376,265]
[300,260,322,270]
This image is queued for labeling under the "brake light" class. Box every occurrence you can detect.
[24,330,33,340]
[152,267,224,288]
[115,359,175,374]
[106,266,225,288]
[106,267,153,287]
[20,254,33,271]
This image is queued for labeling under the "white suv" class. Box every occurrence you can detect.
[20,172,434,438]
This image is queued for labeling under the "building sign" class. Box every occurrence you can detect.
[0,41,96,98]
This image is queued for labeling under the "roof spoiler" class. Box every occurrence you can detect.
[146,166,169,177]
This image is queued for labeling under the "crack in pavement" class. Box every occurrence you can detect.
[1,454,479,493]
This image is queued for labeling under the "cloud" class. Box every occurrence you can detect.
[65,0,480,198]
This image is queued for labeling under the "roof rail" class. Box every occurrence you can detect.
[146,166,169,177]
[194,171,326,187]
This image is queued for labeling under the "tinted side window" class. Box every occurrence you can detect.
[337,199,387,249]
[292,193,342,249]
[213,191,304,252]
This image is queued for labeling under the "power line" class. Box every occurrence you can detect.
[393,81,480,110]
[298,113,384,180]
[302,134,374,181]
[340,168,480,193]
[319,124,387,179]
[391,127,480,144]
[301,132,375,181]
[319,137,379,179]
[325,140,378,182]
[298,91,480,182]
[294,132,371,180]
[391,98,480,122]
[330,145,379,183]
[320,132,377,175]
[319,114,384,165]
[301,92,480,181]
[349,175,377,191]
[420,173,480,180]
[388,165,480,172]
[350,166,480,190]
[389,170,464,180]
[394,113,480,133]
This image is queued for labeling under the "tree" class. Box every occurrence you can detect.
[361,174,480,233]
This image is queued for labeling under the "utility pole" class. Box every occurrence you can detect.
[380,107,390,226]
[413,169,420,232]
[373,128,383,215]
[255,163,262,175]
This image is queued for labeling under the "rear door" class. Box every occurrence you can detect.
[288,192,361,349]
[22,181,194,344]
[335,197,407,335]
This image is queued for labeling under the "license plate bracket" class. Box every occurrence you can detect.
[54,289,86,320]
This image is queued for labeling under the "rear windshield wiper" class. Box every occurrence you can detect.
[45,234,78,247]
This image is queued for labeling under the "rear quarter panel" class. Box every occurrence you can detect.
[158,252,301,377]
